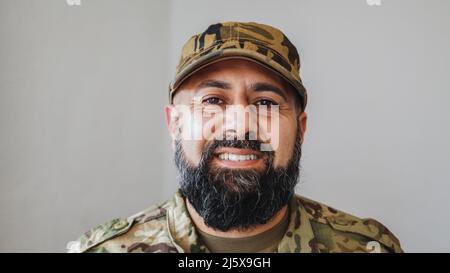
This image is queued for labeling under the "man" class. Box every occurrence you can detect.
[67,22,402,253]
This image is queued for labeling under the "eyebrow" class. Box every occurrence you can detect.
[196,79,287,100]
[196,79,232,90]
[249,82,287,100]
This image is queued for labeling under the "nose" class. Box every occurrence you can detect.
[222,103,258,141]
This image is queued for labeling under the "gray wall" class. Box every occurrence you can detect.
[0,0,171,252]
[1,0,449,252]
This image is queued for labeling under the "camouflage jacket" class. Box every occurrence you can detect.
[67,190,402,253]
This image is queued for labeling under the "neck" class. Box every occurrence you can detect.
[185,198,288,238]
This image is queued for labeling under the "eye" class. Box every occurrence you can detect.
[202,97,223,105]
[255,99,278,107]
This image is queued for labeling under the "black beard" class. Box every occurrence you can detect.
[174,133,302,232]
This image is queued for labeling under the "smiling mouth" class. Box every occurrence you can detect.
[218,153,259,161]
[212,148,264,168]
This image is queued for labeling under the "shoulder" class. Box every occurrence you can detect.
[67,199,177,253]
[294,195,403,253]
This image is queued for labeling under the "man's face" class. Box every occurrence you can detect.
[165,59,307,231]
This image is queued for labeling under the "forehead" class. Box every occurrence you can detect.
[178,58,287,91]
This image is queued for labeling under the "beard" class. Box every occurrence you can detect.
[174,132,302,232]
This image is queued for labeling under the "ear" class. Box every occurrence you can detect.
[164,104,178,149]
[298,111,307,144]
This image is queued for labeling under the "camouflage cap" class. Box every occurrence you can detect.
[169,21,307,110]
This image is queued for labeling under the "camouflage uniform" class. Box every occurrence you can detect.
[67,189,402,253]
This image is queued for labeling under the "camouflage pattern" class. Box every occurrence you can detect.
[168,21,307,110]
[67,190,402,253]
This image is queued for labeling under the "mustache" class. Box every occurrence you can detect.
[208,139,261,151]
[205,132,270,153]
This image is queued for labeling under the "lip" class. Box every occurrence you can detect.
[214,147,262,157]
[212,148,264,169]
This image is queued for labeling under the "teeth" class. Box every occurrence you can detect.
[218,153,258,161]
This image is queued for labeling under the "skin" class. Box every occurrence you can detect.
[165,58,307,238]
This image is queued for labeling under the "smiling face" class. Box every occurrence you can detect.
[167,58,307,170]
[165,58,307,231]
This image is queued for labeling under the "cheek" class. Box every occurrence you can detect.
[179,106,223,143]
[178,112,214,166]
[177,109,209,166]
[181,139,206,166]
[272,118,298,168]
[177,115,229,168]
